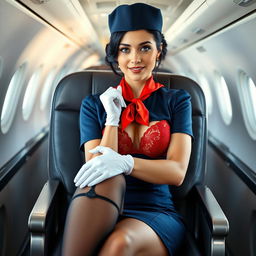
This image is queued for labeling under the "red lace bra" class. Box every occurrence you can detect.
[118,120,170,158]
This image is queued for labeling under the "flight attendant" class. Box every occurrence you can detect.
[62,3,193,256]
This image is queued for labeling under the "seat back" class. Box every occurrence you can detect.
[49,70,207,200]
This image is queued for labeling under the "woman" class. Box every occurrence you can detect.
[62,3,193,256]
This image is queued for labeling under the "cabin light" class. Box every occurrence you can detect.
[192,27,205,35]
[100,13,108,17]
[96,1,116,9]
[180,38,188,44]
[233,0,256,6]
[196,46,207,53]
[29,0,49,4]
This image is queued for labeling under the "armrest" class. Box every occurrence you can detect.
[28,180,60,231]
[28,180,61,256]
[195,184,229,256]
[196,184,229,236]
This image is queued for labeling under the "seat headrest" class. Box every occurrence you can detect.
[54,71,206,117]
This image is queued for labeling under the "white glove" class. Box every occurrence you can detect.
[74,146,134,188]
[100,85,126,126]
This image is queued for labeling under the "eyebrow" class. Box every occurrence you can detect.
[119,41,152,47]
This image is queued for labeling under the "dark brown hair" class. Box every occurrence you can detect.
[105,30,168,76]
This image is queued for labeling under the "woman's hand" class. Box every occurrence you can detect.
[100,85,126,126]
[74,146,134,188]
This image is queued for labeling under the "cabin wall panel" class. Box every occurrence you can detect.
[0,0,87,168]
[206,144,256,256]
[0,139,48,256]
[168,14,256,171]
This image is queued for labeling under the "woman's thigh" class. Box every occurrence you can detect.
[99,217,169,256]
[62,175,126,255]
[73,174,126,207]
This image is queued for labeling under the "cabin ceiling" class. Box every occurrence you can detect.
[17,0,256,55]
[78,0,193,45]
[18,0,193,52]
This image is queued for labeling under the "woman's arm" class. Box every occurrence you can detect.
[131,133,192,186]
[83,86,125,162]
[84,126,118,162]
[75,86,126,187]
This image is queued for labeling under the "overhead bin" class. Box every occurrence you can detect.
[15,0,256,55]
[16,0,195,54]
[165,0,256,54]
[17,0,103,53]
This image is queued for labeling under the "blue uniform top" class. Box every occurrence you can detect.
[79,87,193,149]
[79,87,193,213]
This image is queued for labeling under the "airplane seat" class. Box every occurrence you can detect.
[28,70,229,256]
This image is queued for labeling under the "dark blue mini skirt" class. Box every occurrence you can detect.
[120,208,185,256]
[120,175,186,256]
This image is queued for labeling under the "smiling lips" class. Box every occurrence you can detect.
[129,66,145,73]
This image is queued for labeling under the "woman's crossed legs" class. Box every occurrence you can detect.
[62,174,168,256]
[99,217,168,256]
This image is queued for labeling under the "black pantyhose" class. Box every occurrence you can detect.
[72,186,120,212]
[61,175,125,256]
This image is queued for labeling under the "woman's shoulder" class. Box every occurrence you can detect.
[80,93,105,114]
[156,87,191,100]
[81,93,101,106]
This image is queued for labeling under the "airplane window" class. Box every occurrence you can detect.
[40,67,57,111]
[43,65,71,105]
[198,75,213,115]
[238,70,256,140]
[214,71,232,125]
[0,56,3,79]
[248,78,256,116]
[22,66,43,121]
[1,62,28,134]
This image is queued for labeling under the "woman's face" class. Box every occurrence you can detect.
[117,30,161,85]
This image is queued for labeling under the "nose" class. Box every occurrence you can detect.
[130,50,141,64]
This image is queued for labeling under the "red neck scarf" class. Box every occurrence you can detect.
[119,76,164,130]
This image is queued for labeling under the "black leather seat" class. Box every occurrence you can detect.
[28,70,229,256]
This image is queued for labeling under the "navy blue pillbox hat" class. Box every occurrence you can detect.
[108,3,162,33]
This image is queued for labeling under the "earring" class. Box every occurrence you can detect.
[155,58,160,68]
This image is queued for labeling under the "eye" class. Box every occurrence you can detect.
[119,47,130,53]
[141,45,151,52]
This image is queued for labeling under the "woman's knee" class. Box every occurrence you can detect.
[99,230,133,256]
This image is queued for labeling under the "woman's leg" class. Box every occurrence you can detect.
[62,174,126,256]
[98,218,169,256]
